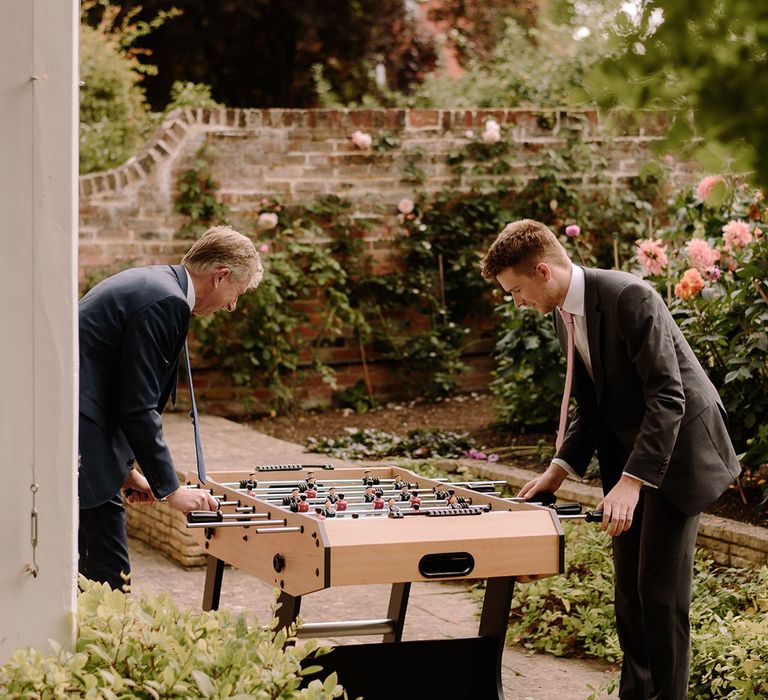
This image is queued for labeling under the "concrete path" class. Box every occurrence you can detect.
[129,413,618,699]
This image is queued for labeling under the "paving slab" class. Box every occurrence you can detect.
[128,412,617,699]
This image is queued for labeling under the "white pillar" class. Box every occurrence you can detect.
[0,0,78,660]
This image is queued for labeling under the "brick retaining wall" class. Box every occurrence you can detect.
[80,107,689,412]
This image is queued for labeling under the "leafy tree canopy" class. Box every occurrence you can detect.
[586,0,768,189]
[93,0,437,109]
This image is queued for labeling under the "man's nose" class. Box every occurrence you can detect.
[227,300,237,312]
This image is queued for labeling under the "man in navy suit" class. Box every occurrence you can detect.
[78,225,263,589]
[482,219,740,700]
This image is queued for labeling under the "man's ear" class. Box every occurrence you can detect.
[213,267,231,286]
[534,262,552,281]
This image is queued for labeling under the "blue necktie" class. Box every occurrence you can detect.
[184,339,206,484]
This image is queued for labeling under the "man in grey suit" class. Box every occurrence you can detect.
[78,225,263,590]
[481,219,740,700]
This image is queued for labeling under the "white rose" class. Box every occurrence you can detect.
[257,212,278,231]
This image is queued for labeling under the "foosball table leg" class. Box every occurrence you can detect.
[478,575,517,699]
[276,590,302,633]
[202,555,225,611]
[382,582,411,643]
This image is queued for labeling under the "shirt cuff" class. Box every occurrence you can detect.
[622,471,658,488]
[551,458,582,481]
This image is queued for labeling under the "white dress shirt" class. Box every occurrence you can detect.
[552,264,655,488]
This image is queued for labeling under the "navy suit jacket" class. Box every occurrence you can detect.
[78,265,190,508]
[555,268,740,516]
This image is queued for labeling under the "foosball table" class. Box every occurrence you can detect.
[184,464,597,699]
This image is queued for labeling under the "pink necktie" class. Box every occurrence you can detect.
[556,310,576,452]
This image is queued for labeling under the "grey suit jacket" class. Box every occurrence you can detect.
[556,267,740,516]
[78,265,190,509]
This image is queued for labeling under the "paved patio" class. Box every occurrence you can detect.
[128,413,617,699]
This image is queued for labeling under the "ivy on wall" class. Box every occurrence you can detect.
[178,127,666,424]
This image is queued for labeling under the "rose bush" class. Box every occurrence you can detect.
[632,177,768,477]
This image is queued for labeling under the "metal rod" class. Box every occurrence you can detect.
[255,526,302,534]
[186,520,275,529]
[295,618,396,638]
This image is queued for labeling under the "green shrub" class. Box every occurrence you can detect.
[306,427,470,461]
[79,20,150,174]
[0,579,343,699]
[494,523,768,698]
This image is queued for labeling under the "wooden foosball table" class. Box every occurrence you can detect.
[185,464,582,700]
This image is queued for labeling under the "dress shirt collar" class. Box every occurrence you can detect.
[561,263,585,318]
[182,266,195,311]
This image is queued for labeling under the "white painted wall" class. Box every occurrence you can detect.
[0,0,78,660]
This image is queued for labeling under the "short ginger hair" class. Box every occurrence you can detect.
[481,219,570,279]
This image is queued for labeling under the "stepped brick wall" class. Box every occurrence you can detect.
[79,108,687,413]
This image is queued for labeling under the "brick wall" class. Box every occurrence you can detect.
[79,107,685,412]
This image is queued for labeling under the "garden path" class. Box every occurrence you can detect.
[129,413,618,699]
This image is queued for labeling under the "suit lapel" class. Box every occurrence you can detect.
[583,268,604,401]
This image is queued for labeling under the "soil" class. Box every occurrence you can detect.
[247,392,767,528]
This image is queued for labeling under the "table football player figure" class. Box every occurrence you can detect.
[324,498,337,518]
[363,486,376,503]
[434,483,449,500]
[362,470,376,486]
[387,498,400,514]
[314,507,326,520]
[336,494,348,511]
[410,490,422,507]
[305,484,318,499]
[399,485,412,502]
[373,493,385,510]
[298,494,309,513]
[327,487,340,504]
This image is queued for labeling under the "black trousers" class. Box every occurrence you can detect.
[78,494,131,591]
[612,488,700,700]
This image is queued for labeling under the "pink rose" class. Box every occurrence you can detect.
[482,119,501,143]
[565,224,581,237]
[351,130,372,149]
[722,220,752,250]
[695,175,726,203]
[635,238,668,276]
[256,212,278,231]
[397,198,415,215]
[685,238,720,272]
[259,243,270,254]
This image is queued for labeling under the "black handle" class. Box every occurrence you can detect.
[584,510,604,523]
[553,502,582,516]
[187,510,223,523]
[527,491,557,506]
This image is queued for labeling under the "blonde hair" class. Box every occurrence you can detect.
[181,226,263,287]
[481,219,570,279]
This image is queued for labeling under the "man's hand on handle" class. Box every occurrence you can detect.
[596,475,642,537]
[517,462,569,501]
[121,469,156,504]
[165,486,219,513]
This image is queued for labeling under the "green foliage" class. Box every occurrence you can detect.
[79,9,150,174]
[165,81,222,111]
[495,524,768,699]
[0,579,344,698]
[587,0,768,190]
[192,198,368,412]
[174,148,229,237]
[491,304,566,431]
[410,14,613,108]
[632,177,768,473]
[306,428,471,461]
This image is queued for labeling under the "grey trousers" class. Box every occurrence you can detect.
[612,488,700,700]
